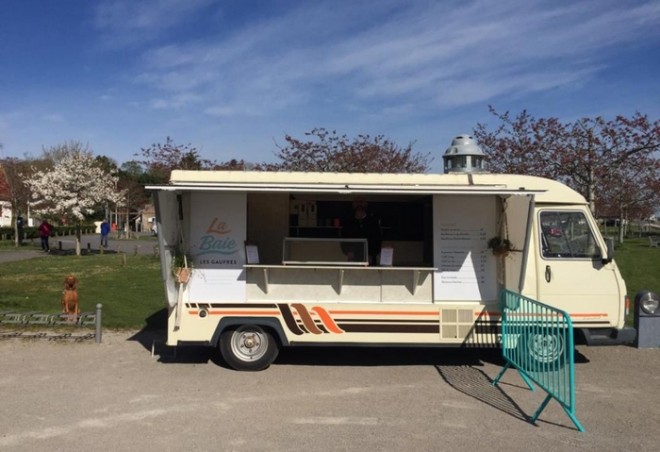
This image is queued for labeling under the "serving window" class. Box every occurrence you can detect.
[246,193,433,267]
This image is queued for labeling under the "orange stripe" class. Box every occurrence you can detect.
[329,310,438,316]
[507,312,608,318]
[476,311,501,317]
[311,307,344,334]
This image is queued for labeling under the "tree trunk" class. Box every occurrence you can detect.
[617,206,626,244]
[12,205,22,248]
[588,168,597,216]
[13,217,19,248]
[75,224,82,256]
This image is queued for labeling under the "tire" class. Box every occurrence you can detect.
[219,325,279,371]
[518,330,566,370]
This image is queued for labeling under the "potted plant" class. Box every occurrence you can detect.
[487,236,513,257]
[172,250,193,284]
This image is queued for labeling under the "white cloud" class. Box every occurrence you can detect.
[111,0,660,117]
[42,113,65,123]
[94,0,214,48]
[150,92,203,109]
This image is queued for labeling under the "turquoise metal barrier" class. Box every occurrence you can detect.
[492,289,584,432]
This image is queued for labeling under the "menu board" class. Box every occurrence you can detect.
[433,195,497,301]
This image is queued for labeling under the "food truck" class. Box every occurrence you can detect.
[148,137,632,370]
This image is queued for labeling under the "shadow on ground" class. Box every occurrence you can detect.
[126,307,593,430]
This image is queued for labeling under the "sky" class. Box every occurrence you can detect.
[1,0,659,173]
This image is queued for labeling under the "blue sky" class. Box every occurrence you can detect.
[1,0,659,172]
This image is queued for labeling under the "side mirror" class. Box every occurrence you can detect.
[601,237,614,264]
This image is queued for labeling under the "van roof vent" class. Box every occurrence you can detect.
[442,134,488,174]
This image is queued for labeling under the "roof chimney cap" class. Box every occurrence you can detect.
[442,134,488,174]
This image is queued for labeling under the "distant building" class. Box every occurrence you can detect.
[0,164,12,227]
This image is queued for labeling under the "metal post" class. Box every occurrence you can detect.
[95,303,103,344]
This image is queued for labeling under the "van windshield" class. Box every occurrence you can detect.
[540,211,601,259]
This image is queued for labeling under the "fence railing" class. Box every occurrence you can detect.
[492,289,584,432]
[0,304,103,343]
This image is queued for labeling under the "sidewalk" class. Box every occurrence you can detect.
[0,233,159,264]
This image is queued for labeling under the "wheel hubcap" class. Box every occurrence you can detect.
[231,328,267,361]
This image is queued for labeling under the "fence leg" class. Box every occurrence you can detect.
[516,369,536,391]
[492,361,511,386]
[562,405,586,432]
[95,303,103,344]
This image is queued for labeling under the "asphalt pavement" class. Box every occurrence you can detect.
[0,333,658,452]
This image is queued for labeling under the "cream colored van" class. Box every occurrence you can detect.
[148,170,632,370]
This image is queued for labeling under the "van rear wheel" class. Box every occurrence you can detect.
[219,325,279,371]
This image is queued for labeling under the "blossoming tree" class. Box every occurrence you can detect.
[26,148,125,255]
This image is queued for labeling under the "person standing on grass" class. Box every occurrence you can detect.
[38,219,53,252]
[100,219,110,248]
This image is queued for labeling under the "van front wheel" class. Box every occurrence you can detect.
[519,331,566,369]
[219,325,279,371]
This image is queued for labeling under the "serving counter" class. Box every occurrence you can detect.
[245,264,437,303]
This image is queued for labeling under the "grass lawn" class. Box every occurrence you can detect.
[612,237,660,323]
[0,253,165,329]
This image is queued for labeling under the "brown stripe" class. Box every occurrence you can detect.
[338,319,438,324]
[338,324,439,333]
[292,303,323,335]
[278,304,305,335]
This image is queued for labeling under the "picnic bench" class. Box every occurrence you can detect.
[649,236,660,248]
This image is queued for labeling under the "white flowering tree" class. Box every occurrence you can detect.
[26,149,125,256]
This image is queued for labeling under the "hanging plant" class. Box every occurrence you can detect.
[172,250,193,284]
[487,236,513,257]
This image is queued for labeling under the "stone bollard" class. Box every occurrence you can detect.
[95,303,103,344]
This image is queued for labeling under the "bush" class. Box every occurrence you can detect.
[0,223,96,242]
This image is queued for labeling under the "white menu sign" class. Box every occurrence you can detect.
[433,195,497,301]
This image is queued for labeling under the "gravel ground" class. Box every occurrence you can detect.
[0,331,659,452]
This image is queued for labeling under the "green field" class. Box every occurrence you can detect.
[0,253,165,329]
[0,237,657,330]
[611,237,660,323]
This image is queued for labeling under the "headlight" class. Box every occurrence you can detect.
[641,297,659,315]
[637,291,660,315]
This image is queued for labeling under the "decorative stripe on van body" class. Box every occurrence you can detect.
[185,303,442,336]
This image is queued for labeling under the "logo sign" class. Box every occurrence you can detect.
[190,192,246,270]
[196,217,240,265]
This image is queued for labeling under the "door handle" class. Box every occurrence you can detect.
[545,265,552,282]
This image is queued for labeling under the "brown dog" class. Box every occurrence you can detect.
[61,274,80,320]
